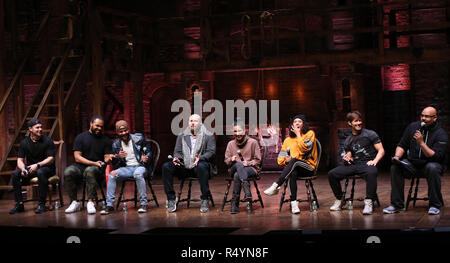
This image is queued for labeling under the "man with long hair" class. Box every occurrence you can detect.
[327,111,385,215]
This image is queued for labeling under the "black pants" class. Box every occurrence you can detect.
[230,162,256,195]
[277,159,314,201]
[64,165,103,201]
[11,167,54,205]
[390,161,443,209]
[162,160,211,200]
[327,164,378,200]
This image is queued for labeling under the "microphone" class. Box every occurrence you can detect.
[142,147,149,154]
[286,147,290,156]
[237,150,244,161]
[168,155,184,166]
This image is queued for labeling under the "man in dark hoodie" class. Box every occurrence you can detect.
[384,106,448,215]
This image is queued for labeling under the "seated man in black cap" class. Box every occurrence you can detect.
[9,118,56,214]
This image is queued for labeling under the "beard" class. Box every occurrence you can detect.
[90,127,102,137]
[190,125,201,135]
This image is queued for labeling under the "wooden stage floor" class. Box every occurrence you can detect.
[1,171,450,237]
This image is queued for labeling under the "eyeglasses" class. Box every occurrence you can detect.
[420,114,436,118]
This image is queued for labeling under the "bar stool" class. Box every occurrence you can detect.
[279,139,322,212]
[341,174,381,208]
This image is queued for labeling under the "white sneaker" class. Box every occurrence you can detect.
[65,201,81,214]
[362,199,373,215]
[87,201,96,214]
[264,182,280,196]
[330,199,342,211]
[291,200,300,214]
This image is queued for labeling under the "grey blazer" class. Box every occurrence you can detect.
[173,133,217,176]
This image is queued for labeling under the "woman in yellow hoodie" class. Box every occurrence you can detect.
[263,114,318,214]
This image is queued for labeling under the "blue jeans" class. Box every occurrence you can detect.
[107,166,148,207]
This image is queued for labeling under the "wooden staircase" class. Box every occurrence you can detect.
[0,10,88,192]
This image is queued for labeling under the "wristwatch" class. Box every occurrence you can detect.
[37,163,41,169]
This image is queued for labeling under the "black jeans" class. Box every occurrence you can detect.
[327,164,378,200]
[390,161,443,209]
[11,167,54,205]
[277,159,314,201]
[162,160,211,200]
[230,162,256,195]
[64,165,103,201]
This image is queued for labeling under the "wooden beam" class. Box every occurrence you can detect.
[0,0,6,168]
[132,19,144,132]
[88,0,103,116]
[158,47,450,72]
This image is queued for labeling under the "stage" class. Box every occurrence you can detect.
[1,172,450,248]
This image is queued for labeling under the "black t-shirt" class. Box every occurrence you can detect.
[73,131,112,169]
[18,135,55,169]
[344,128,381,165]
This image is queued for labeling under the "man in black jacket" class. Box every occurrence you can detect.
[384,106,448,215]
[162,114,216,213]
[101,120,152,215]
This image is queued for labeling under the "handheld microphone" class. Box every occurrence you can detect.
[237,150,244,161]
[21,167,30,176]
[168,155,184,166]
[286,147,290,156]
[142,147,149,155]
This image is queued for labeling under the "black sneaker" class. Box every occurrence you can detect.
[100,206,114,215]
[9,203,25,214]
[35,204,47,214]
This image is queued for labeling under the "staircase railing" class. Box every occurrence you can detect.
[0,46,70,174]
[0,11,50,115]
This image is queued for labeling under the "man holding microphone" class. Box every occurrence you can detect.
[384,106,448,215]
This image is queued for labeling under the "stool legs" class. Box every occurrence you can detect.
[253,180,264,208]
[279,181,289,212]
[116,181,126,210]
[187,180,193,208]
[221,180,232,211]
[413,177,420,208]
[147,178,159,207]
[350,177,356,202]
[305,180,313,211]
[309,180,319,208]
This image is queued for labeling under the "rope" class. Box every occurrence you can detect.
[240,14,251,60]
[260,11,274,45]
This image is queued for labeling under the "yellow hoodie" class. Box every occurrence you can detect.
[277,130,318,170]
